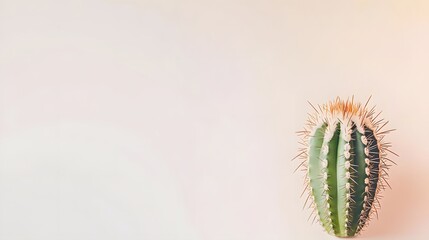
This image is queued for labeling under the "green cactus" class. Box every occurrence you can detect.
[294,97,396,237]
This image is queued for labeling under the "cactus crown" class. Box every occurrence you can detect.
[294,97,396,237]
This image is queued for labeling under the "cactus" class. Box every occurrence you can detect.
[294,97,397,237]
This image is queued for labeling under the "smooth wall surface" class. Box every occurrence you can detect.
[0,0,428,239]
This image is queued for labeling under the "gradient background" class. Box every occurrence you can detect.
[1,0,428,239]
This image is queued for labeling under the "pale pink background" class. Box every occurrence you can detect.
[0,0,428,239]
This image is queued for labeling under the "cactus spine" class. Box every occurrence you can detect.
[295,97,396,237]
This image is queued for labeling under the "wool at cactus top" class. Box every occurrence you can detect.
[294,97,396,237]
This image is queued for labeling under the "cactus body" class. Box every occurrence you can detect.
[295,97,396,237]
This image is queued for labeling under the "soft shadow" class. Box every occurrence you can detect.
[358,144,429,238]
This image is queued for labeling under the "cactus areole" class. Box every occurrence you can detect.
[295,97,396,237]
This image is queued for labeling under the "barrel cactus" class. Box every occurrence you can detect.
[294,97,397,237]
